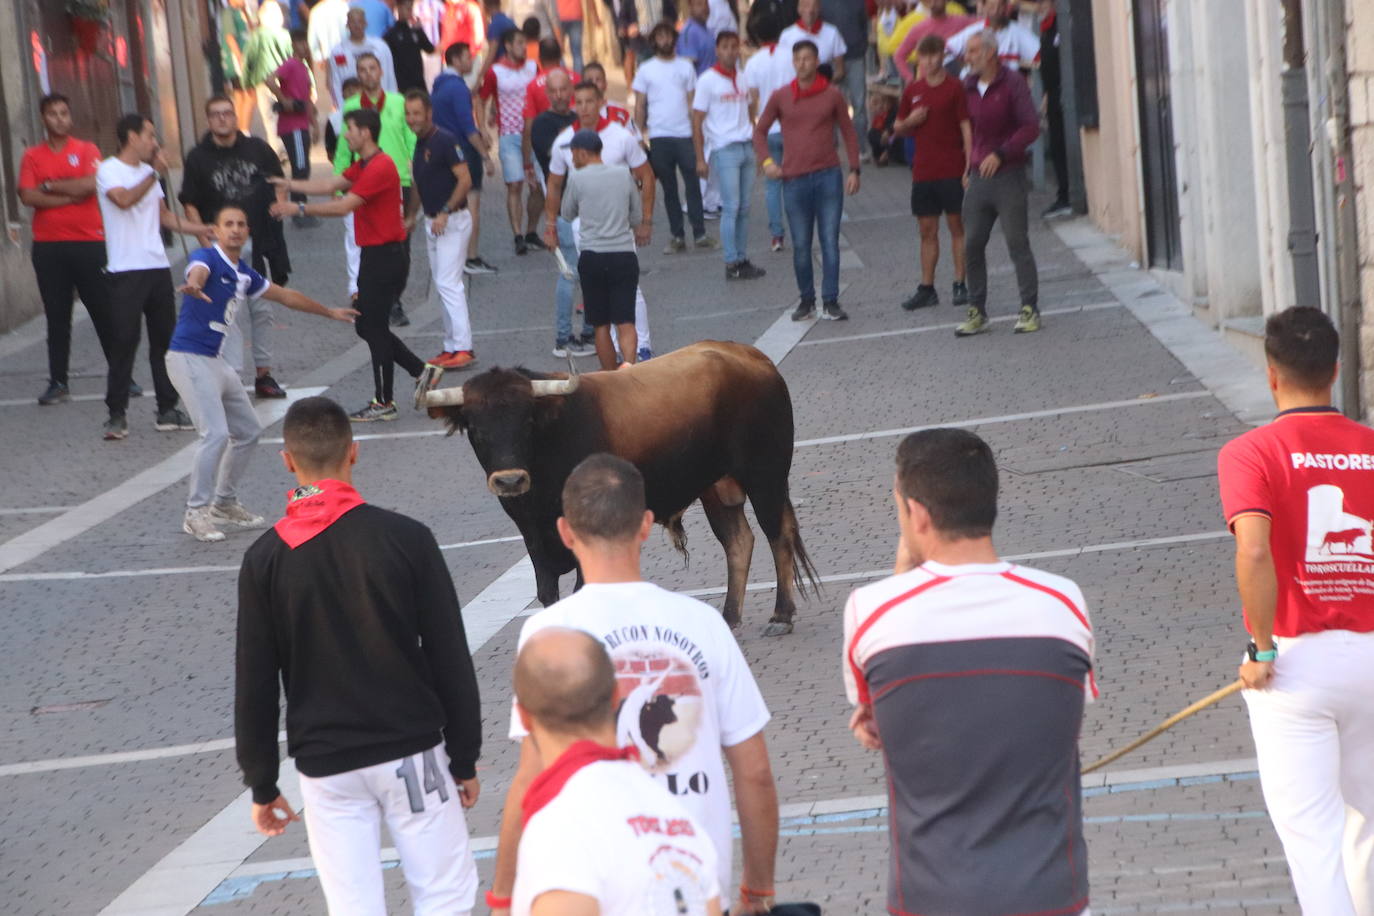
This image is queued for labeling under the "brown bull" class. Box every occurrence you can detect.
[421,341,819,635]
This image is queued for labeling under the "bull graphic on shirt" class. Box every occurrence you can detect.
[1305,485,1374,562]
[612,651,704,775]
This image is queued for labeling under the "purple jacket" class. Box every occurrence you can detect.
[964,66,1040,170]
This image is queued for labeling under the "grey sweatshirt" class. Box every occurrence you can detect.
[560,162,642,253]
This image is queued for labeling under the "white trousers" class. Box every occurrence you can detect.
[425,210,474,351]
[164,350,262,509]
[1244,629,1374,915]
[345,212,360,297]
[299,744,478,916]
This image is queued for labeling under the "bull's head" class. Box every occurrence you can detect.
[419,368,579,498]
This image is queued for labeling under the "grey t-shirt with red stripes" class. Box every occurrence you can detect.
[843,560,1096,916]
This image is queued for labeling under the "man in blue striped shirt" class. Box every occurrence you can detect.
[432,41,499,273]
[167,203,357,542]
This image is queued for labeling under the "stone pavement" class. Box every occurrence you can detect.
[0,136,1302,914]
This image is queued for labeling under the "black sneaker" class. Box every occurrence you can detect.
[129,380,143,398]
[390,303,410,327]
[791,298,816,321]
[38,381,70,405]
[524,232,547,251]
[952,281,969,306]
[254,374,287,398]
[103,414,128,440]
[900,285,939,311]
[464,257,498,275]
[726,261,767,281]
[514,234,528,255]
[821,300,849,321]
[579,327,596,345]
[155,406,196,431]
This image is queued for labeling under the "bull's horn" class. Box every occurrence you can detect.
[423,387,466,407]
[531,378,579,397]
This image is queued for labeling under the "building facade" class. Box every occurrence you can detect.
[1081,0,1372,420]
[0,0,212,332]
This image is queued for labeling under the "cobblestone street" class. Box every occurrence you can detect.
[0,146,1299,915]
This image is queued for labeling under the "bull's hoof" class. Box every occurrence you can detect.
[762,619,794,637]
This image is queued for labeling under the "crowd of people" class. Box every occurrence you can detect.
[22,0,1076,431]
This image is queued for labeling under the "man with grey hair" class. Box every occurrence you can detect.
[955,28,1041,337]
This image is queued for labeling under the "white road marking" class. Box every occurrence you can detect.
[94,291,823,916]
[0,534,525,584]
[0,506,74,516]
[0,388,328,575]
[215,758,1262,888]
[3,530,1231,776]
[0,386,284,409]
[795,390,1212,448]
[797,301,1122,347]
[2,395,1213,583]
[679,531,1231,598]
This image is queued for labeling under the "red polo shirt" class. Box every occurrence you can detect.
[18,137,104,242]
[343,153,406,246]
[1218,406,1374,637]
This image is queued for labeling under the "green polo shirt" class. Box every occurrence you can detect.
[334,91,417,186]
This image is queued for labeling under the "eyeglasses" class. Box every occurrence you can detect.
[208,109,236,119]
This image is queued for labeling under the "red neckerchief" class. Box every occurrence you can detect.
[1040,9,1056,32]
[791,74,831,101]
[604,103,631,126]
[795,16,823,34]
[712,63,739,91]
[762,41,777,53]
[360,91,385,112]
[273,479,366,549]
[522,741,640,827]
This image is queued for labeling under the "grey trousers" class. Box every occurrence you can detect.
[165,350,262,509]
[962,166,1038,314]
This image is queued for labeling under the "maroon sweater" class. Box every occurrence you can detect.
[753,79,861,179]
[964,66,1040,169]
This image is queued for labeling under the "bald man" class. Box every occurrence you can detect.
[491,454,779,916]
[508,628,723,916]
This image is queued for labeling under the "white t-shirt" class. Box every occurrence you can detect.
[692,68,753,150]
[631,56,698,139]
[96,157,169,273]
[946,19,1041,72]
[778,20,848,65]
[706,0,737,36]
[513,758,720,916]
[482,57,539,136]
[327,36,396,110]
[743,45,792,136]
[510,582,771,895]
[547,121,647,177]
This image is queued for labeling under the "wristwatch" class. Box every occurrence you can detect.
[297,202,306,218]
[41,180,52,193]
[1246,640,1277,663]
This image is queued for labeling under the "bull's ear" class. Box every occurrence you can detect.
[428,405,467,436]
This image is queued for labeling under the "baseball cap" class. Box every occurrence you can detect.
[563,129,603,152]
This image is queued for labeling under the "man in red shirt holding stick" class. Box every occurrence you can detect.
[1217,306,1374,915]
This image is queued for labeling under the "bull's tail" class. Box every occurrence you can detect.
[784,500,822,600]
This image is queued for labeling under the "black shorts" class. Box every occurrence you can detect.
[577,249,639,327]
[911,177,964,217]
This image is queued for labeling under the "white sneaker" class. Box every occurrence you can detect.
[210,501,268,528]
[184,507,226,542]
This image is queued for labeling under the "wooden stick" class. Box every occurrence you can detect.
[1082,679,1246,775]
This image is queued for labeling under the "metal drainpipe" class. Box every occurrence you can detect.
[1326,1,1363,418]
[1281,0,1321,308]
